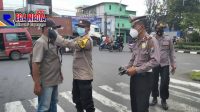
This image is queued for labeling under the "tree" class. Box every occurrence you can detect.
[145,0,168,32]
[166,0,200,31]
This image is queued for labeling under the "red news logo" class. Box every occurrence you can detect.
[15,10,46,26]
[15,10,46,22]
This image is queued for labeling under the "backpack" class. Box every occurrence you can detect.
[28,41,63,77]
[28,42,36,77]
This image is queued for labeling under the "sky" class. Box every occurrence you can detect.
[3,0,147,16]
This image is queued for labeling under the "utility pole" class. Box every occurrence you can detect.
[104,12,107,36]
[0,0,3,10]
[118,0,122,36]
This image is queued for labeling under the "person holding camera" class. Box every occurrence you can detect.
[125,15,160,112]
[32,18,63,112]
[150,23,176,110]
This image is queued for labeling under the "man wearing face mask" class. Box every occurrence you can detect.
[150,23,176,110]
[32,18,63,112]
[55,20,95,112]
[126,15,160,112]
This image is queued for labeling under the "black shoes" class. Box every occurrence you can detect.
[161,99,169,110]
[150,98,169,110]
[150,97,158,106]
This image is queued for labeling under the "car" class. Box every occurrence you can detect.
[0,28,33,60]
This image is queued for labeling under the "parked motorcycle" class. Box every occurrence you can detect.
[109,41,123,52]
[99,43,111,51]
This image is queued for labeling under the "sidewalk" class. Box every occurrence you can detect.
[175,49,200,55]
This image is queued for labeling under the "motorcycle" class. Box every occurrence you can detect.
[109,41,123,52]
[99,43,111,51]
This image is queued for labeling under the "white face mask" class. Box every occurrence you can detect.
[129,28,139,38]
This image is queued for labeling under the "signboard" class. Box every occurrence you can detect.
[71,16,102,32]
[27,0,52,6]
[27,0,52,15]
[0,10,46,27]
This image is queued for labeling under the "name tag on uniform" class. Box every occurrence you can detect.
[141,42,147,49]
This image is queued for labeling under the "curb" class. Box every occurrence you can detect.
[175,50,200,55]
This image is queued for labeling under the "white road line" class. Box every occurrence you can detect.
[116,82,129,88]
[101,85,199,112]
[169,84,200,96]
[170,78,200,89]
[5,101,26,112]
[29,98,65,112]
[190,52,197,54]
[178,51,184,53]
[60,91,102,112]
[192,70,200,72]
[114,83,199,111]
[149,98,199,112]
[92,90,131,112]
[99,85,130,100]
[169,90,200,103]
[116,82,200,103]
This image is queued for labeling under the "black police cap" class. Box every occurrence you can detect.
[75,19,91,28]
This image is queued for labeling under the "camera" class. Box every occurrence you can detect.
[118,66,128,76]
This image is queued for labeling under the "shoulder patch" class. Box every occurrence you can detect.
[76,37,89,49]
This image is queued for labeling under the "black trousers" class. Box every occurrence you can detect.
[151,65,170,100]
[130,72,153,112]
[72,79,95,112]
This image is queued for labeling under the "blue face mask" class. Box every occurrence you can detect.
[77,27,86,37]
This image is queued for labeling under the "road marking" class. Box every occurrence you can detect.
[60,91,102,112]
[29,98,65,112]
[101,84,199,112]
[92,90,131,112]
[190,52,197,54]
[169,84,200,96]
[192,70,200,72]
[5,101,26,112]
[169,90,200,103]
[116,82,200,103]
[149,97,199,112]
[116,82,129,88]
[170,78,200,89]
[99,85,130,100]
[177,51,184,53]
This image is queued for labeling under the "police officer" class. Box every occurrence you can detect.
[55,20,95,112]
[127,16,160,112]
[150,23,176,110]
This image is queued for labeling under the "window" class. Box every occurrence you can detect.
[109,5,111,10]
[6,34,18,42]
[18,33,28,41]
[120,7,122,11]
[122,24,124,27]
[118,23,120,27]
[5,32,28,42]
[94,28,100,32]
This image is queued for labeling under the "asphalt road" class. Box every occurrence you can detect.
[0,46,200,112]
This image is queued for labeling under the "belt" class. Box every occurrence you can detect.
[147,69,152,72]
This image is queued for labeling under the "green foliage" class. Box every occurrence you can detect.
[175,45,200,50]
[191,71,200,81]
[188,31,200,42]
[177,42,200,46]
[166,0,200,30]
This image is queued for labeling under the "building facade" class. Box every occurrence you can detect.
[76,2,136,43]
